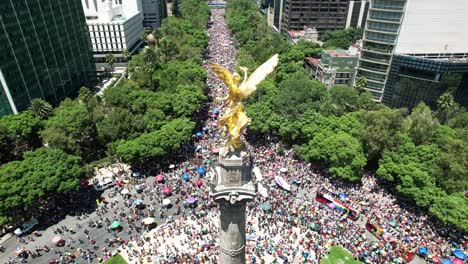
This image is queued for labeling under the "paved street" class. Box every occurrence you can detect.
[0,174,198,264]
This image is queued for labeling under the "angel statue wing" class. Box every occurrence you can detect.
[238,54,279,99]
[209,62,238,92]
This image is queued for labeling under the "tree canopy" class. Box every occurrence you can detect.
[0,148,83,218]
[227,0,468,231]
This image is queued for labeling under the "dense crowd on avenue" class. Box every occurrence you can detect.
[2,8,466,264]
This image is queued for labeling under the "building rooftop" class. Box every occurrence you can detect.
[305,57,320,67]
[323,49,357,58]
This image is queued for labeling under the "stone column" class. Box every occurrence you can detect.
[213,146,256,264]
[219,200,247,263]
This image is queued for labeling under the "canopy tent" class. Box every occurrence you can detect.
[142,217,155,225]
[453,249,466,260]
[155,175,164,182]
[275,176,291,191]
[187,197,196,204]
[261,203,272,211]
[182,173,190,181]
[280,168,288,173]
[169,164,175,169]
[252,167,263,181]
[246,234,259,241]
[418,247,429,255]
[163,199,171,206]
[110,221,121,229]
[441,259,453,264]
[196,179,203,187]
[14,246,26,255]
[51,236,62,244]
[211,148,219,154]
[257,183,268,198]
[292,178,301,184]
[196,132,203,137]
[452,258,464,264]
[163,187,171,194]
[196,166,206,174]
[133,200,143,205]
[120,189,129,195]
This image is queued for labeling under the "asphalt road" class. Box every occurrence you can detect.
[0,175,192,264]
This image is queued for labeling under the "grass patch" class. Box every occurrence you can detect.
[320,245,362,264]
[104,254,127,264]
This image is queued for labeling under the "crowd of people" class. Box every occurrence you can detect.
[3,7,466,264]
[108,8,466,264]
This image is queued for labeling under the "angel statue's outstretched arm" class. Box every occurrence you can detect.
[238,54,279,99]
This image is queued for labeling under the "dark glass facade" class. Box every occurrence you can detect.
[281,0,351,35]
[383,55,468,109]
[0,0,96,116]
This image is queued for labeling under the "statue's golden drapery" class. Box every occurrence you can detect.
[209,54,279,150]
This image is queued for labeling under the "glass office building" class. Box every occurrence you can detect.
[0,0,96,116]
[357,0,468,107]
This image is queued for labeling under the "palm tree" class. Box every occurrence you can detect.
[354,76,367,93]
[122,49,131,62]
[28,98,53,119]
[105,53,116,73]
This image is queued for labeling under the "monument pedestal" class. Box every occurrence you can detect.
[213,146,256,264]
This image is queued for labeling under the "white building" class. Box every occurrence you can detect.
[81,0,144,62]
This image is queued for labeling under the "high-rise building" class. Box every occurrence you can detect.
[81,0,144,63]
[356,0,468,108]
[346,0,369,28]
[0,0,96,116]
[281,0,350,35]
[142,0,167,28]
[278,0,369,36]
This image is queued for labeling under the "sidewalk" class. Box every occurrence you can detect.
[0,233,12,245]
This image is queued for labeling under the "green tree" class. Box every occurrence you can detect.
[116,118,195,164]
[360,107,406,161]
[429,193,468,231]
[354,76,367,93]
[321,27,363,49]
[41,99,98,160]
[0,111,42,164]
[28,98,53,119]
[122,49,131,61]
[436,92,461,124]
[0,148,83,219]
[298,131,366,181]
[404,102,439,145]
[105,53,116,72]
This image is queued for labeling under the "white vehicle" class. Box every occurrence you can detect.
[14,218,39,236]
[93,178,115,191]
[131,171,142,178]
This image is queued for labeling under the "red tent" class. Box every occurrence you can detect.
[163,187,171,194]
[156,175,164,182]
[196,179,203,187]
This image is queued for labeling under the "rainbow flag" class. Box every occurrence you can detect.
[333,200,348,212]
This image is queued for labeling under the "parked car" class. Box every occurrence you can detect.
[94,178,115,191]
[14,218,39,236]
[131,171,142,178]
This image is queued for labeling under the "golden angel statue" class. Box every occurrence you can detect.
[209,54,279,150]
